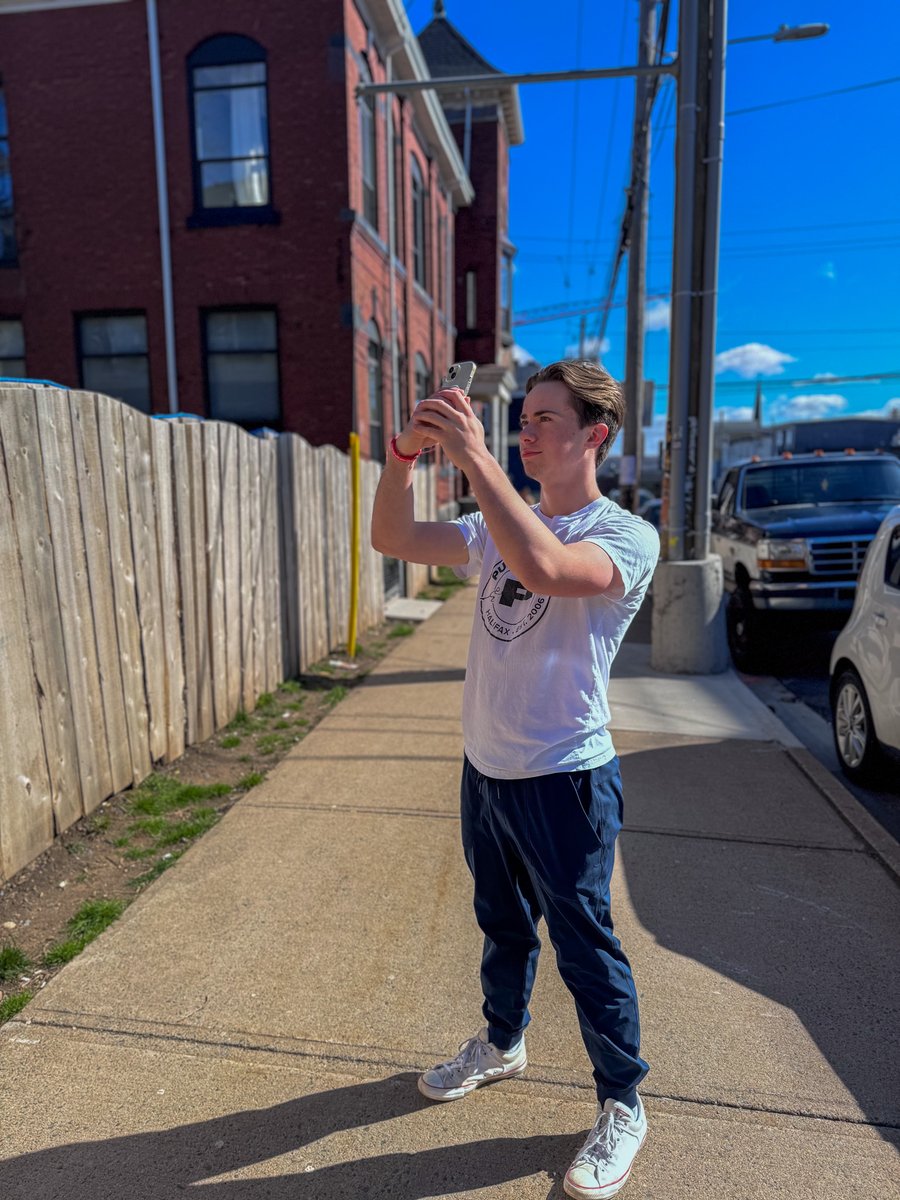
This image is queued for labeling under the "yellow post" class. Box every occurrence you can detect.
[347,432,361,658]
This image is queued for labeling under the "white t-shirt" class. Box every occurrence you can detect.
[451,496,660,779]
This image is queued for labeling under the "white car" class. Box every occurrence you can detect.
[830,505,900,784]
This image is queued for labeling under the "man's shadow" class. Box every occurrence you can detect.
[0,1073,581,1200]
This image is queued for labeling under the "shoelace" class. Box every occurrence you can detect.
[577,1107,635,1167]
[438,1034,490,1082]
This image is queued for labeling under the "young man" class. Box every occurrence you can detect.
[371,359,659,1199]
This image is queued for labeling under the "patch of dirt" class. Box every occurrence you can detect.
[0,620,414,1016]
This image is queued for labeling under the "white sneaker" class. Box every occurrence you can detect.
[417,1027,527,1101]
[564,1096,647,1199]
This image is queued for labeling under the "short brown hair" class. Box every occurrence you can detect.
[525,359,624,465]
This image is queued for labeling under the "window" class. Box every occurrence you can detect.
[414,353,431,402]
[0,85,16,264]
[0,318,24,375]
[411,155,428,290]
[465,270,477,329]
[389,111,403,259]
[886,525,900,591]
[189,35,271,219]
[500,249,514,336]
[78,314,150,412]
[205,309,279,426]
[436,215,446,311]
[367,321,384,461]
[359,57,378,230]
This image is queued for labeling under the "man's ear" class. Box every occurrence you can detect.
[587,422,610,450]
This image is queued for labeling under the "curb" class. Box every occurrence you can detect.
[786,745,900,885]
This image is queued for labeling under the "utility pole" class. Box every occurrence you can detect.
[619,0,656,514]
[651,0,730,673]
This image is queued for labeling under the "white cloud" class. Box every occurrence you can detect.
[714,343,797,378]
[856,398,900,419]
[771,393,848,421]
[715,405,755,422]
[819,261,837,281]
[644,300,670,331]
[813,372,838,381]
[565,335,610,359]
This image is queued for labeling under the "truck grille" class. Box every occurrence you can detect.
[809,536,873,577]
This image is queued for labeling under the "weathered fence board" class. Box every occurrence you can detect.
[71,393,133,794]
[239,433,259,711]
[123,406,168,765]
[259,437,282,692]
[0,390,82,833]
[203,422,229,730]
[150,419,185,762]
[0,421,55,878]
[171,421,199,744]
[220,422,242,721]
[97,393,152,784]
[39,389,114,808]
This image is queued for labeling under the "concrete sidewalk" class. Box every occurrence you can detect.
[1,586,898,1199]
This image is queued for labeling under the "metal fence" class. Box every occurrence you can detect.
[0,385,432,881]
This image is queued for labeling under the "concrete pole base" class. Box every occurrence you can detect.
[650,555,730,674]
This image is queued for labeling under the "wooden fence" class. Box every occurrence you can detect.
[0,385,434,882]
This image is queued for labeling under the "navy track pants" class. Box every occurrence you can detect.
[460,754,648,1106]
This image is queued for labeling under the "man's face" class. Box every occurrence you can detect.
[518,381,607,482]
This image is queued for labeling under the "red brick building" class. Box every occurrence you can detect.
[0,0,521,479]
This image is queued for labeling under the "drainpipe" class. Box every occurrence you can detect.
[386,53,401,438]
[145,0,178,412]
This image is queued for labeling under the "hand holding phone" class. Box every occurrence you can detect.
[437,361,477,397]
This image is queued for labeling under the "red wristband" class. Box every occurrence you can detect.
[390,434,421,463]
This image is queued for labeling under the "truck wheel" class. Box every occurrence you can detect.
[726,586,767,673]
[832,669,884,784]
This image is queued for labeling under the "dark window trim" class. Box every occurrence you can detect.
[186,34,279,229]
[74,309,152,412]
[366,319,385,462]
[0,83,19,266]
[410,153,428,292]
[359,54,379,232]
[200,304,282,429]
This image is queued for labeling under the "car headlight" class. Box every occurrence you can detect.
[757,538,809,570]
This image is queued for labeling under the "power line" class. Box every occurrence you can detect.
[515,216,900,243]
[728,74,900,117]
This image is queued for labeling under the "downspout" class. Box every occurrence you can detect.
[145,0,178,412]
[386,53,401,438]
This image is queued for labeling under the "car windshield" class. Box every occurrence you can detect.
[741,461,900,509]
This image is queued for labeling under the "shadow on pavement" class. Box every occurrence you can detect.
[0,1073,579,1200]
[360,668,468,687]
[618,743,900,1130]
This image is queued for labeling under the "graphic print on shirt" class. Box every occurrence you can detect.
[480,559,551,641]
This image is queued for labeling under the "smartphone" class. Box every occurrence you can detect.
[438,361,477,397]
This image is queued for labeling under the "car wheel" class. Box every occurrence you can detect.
[832,668,884,784]
[726,587,767,673]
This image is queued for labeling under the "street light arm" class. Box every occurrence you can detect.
[729,22,829,45]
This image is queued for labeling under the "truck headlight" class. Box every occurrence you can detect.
[757,538,808,570]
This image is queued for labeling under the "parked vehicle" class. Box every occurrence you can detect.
[710,452,900,671]
[829,506,900,784]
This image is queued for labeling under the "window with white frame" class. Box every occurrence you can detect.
[414,352,431,402]
[501,249,514,336]
[410,155,428,291]
[0,317,24,375]
[78,314,150,412]
[465,270,477,330]
[205,309,279,426]
[189,35,270,214]
[359,57,378,230]
[367,321,384,461]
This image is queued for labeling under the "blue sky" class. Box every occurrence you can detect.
[405,0,900,450]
